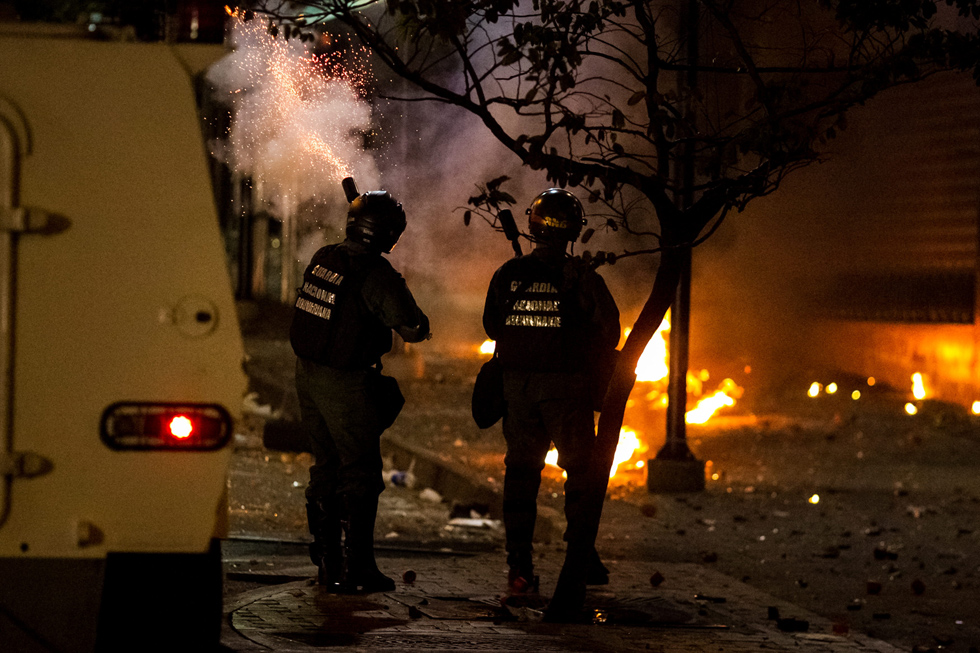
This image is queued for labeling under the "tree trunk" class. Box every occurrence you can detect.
[596,246,685,524]
[548,245,685,616]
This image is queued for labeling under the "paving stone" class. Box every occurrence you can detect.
[224,552,905,652]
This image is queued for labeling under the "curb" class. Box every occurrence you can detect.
[261,419,564,544]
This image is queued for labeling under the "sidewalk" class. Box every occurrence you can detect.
[221,544,902,652]
[222,434,905,652]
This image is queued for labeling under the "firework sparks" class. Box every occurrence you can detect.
[207,13,377,212]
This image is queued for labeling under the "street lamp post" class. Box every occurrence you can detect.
[646,0,706,493]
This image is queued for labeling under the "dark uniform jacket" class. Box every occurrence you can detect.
[483,247,619,375]
[290,241,428,369]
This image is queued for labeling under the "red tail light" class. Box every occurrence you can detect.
[168,415,194,439]
[100,403,232,451]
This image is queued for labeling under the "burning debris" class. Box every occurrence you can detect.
[530,311,747,484]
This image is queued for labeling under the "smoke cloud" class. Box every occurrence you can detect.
[206,15,380,264]
[204,14,633,353]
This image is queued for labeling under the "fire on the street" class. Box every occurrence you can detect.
[626,313,743,425]
[536,311,744,482]
[685,379,739,425]
[482,312,744,424]
[911,372,927,400]
[544,427,643,479]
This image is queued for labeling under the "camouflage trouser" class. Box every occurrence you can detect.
[295,358,387,508]
[501,370,596,563]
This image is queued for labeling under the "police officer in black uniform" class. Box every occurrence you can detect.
[290,188,430,593]
[483,189,620,598]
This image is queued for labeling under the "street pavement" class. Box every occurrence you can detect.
[220,536,903,652]
[230,340,980,651]
[221,437,906,652]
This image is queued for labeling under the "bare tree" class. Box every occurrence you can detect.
[253,0,980,615]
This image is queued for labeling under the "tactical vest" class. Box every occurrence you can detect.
[493,255,588,373]
[289,244,391,369]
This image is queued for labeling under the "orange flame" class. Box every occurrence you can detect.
[911,372,927,400]
[544,427,642,479]
[628,311,742,425]
[686,379,741,424]
[630,312,670,382]
[611,428,642,476]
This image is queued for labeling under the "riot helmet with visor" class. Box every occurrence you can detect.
[526,188,585,243]
[346,191,407,253]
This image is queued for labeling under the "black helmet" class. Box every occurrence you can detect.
[346,190,406,253]
[526,188,585,243]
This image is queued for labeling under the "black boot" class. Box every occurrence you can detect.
[543,543,589,623]
[585,546,609,585]
[503,503,538,594]
[306,501,343,591]
[506,550,539,595]
[339,495,395,594]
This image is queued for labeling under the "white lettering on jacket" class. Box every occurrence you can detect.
[510,281,557,293]
[301,282,336,305]
[504,314,562,327]
[312,265,344,285]
[296,297,331,320]
[512,299,559,312]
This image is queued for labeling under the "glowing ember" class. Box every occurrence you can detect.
[479,340,495,355]
[851,390,861,400]
[826,382,838,394]
[807,382,821,398]
[809,494,820,504]
[973,400,980,415]
[905,402,918,416]
[630,312,670,382]
[911,372,926,400]
[867,376,876,386]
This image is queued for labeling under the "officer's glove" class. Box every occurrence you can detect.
[396,313,430,343]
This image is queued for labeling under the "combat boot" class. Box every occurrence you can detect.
[585,546,609,585]
[543,543,589,623]
[503,501,538,595]
[338,495,395,594]
[506,550,539,595]
[306,501,343,591]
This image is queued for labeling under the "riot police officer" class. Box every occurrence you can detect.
[291,188,430,593]
[482,189,620,599]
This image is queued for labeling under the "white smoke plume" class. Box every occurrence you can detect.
[206,14,380,238]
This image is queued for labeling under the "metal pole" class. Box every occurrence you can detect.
[663,250,694,459]
[664,0,698,458]
[648,0,704,491]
